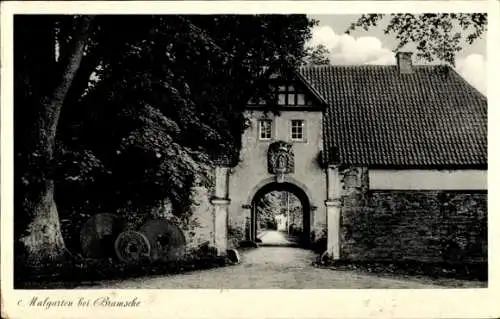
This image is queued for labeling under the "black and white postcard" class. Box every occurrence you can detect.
[1,1,498,318]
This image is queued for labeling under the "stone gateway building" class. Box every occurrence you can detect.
[199,52,487,264]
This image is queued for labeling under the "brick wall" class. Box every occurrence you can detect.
[340,168,487,263]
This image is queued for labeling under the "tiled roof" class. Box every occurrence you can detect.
[299,65,487,167]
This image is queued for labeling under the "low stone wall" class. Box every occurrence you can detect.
[339,168,487,263]
[185,186,215,249]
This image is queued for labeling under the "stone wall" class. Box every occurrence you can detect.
[151,185,215,251]
[187,185,215,249]
[340,167,488,263]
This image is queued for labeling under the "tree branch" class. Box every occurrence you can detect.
[45,15,95,150]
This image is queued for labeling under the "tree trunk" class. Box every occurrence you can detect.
[19,181,66,264]
[17,16,94,267]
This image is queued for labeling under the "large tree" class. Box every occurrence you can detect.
[15,15,95,265]
[15,15,316,266]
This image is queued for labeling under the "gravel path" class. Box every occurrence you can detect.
[259,230,294,245]
[83,232,455,289]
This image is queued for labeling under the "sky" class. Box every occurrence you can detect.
[308,15,487,94]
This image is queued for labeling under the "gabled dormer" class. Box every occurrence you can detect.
[246,69,328,111]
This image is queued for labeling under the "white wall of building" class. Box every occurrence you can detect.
[368,169,487,190]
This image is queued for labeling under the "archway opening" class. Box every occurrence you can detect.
[249,182,311,247]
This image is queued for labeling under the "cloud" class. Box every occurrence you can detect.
[308,26,487,94]
[307,26,395,65]
[456,54,487,94]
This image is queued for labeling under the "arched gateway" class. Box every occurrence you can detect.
[209,67,342,259]
[207,54,487,264]
[249,181,311,245]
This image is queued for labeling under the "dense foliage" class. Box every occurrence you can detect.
[14,15,316,260]
[55,15,315,216]
[302,44,331,66]
[256,191,302,231]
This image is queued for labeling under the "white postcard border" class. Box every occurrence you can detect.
[1,1,499,318]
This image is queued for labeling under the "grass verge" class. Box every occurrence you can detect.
[15,253,232,289]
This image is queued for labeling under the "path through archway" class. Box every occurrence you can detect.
[249,182,311,247]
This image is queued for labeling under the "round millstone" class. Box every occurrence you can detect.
[80,213,124,259]
[114,230,151,264]
[139,219,186,262]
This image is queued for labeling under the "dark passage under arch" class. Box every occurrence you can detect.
[249,182,311,247]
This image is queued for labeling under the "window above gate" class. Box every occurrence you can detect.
[259,119,273,140]
[290,120,305,142]
[248,81,316,107]
[275,84,312,106]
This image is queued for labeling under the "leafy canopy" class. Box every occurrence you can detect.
[303,44,331,66]
[347,13,487,66]
[16,15,317,229]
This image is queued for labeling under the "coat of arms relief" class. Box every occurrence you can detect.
[267,141,294,182]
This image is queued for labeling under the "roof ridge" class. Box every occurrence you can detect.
[299,64,444,69]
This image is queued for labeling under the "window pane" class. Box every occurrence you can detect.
[260,120,272,140]
[278,85,286,92]
[297,94,305,105]
[288,93,296,105]
[291,120,304,140]
[278,93,286,105]
[288,85,295,92]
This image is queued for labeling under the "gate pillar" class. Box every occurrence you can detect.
[325,165,342,260]
[325,199,341,260]
[211,166,231,256]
